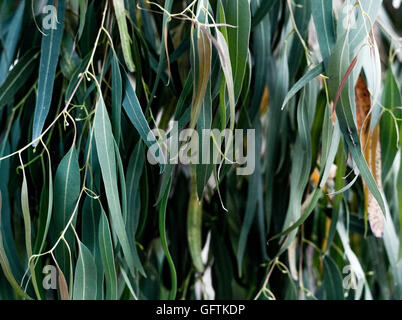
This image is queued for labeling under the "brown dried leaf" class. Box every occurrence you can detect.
[58,267,69,300]
[355,76,384,237]
[355,76,371,135]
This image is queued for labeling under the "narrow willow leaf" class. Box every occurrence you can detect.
[32,0,66,146]
[189,26,212,131]
[113,139,127,222]
[158,176,177,300]
[112,0,135,72]
[380,67,401,182]
[311,0,335,65]
[111,52,122,144]
[20,163,32,258]
[196,81,212,199]
[73,242,97,300]
[126,142,144,235]
[53,147,80,277]
[34,148,54,255]
[187,174,204,273]
[122,72,165,172]
[221,0,251,102]
[0,192,32,300]
[0,49,39,109]
[58,267,69,300]
[77,0,88,41]
[94,95,144,276]
[99,210,118,300]
[0,0,25,83]
[202,27,236,142]
[282,62,324,110]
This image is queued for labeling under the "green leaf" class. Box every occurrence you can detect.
[112,0,135,72]
[122,72,165,172]
[94,95,144,276]
[221,0,251,102]
[52,146,80,278]
[158,176,177,300]
[311,0,335,66]
[187,174,204,273]
[111,52,122,145]
[0,49,39,110]
[32,0,65,146]
[126,142,144,235]
[20,162,32,259]
[282,62,324,110]
[73,242,97,300]
[33,155,53,255]
[77,0,88,41]
[98,210,118,300]
[380,67,401,182]
[0,0,25,83]
[196,81,212,199]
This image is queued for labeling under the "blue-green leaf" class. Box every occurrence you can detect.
[122,72,165,172]
[0,49,39,110]
[311,0,335,66]
[32,0,66,146]
[94,95,144,276]
[73,242,97,300]
[0,0,25,83]
[221,0,251,102]
[52,147,80,277]
[98,210,118,300]
[111,52,122,145]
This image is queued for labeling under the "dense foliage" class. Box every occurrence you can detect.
[0,0,402,300]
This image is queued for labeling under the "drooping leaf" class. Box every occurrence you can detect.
[112,0,135,72]
[52,146,80,278]
[32,0,66,146]
[122,72,165,172]
[221,0,251,102]
[73,242,97,300]
[94,95,144,276]
[187,174,204,273]
[98,210,118,300]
